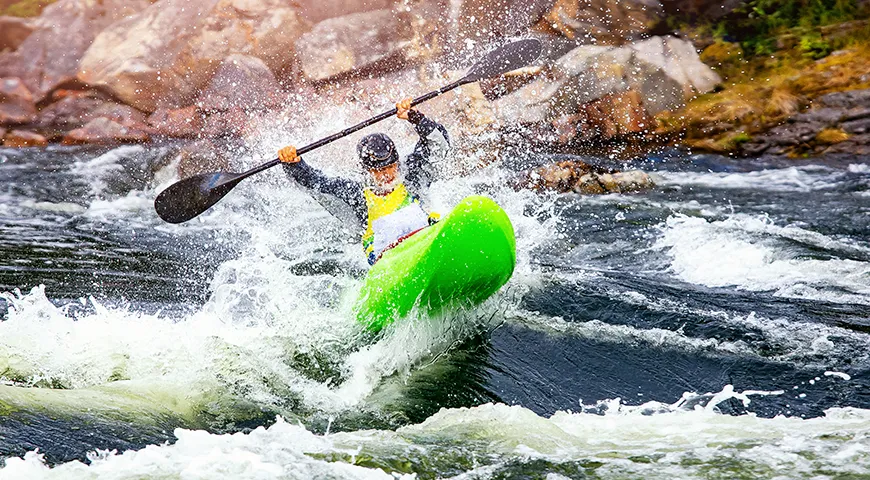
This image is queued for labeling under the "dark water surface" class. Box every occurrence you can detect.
[1,144,869,478]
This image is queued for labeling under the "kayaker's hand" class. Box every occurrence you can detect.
[278,146,299,163]
[396,97,413,121]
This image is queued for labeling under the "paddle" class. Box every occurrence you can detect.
[154,38,543,224]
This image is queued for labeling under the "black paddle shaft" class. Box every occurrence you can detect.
[235,77,470,181]
[154,38,542,223]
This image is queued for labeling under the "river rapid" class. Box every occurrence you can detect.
[0,133,869,478]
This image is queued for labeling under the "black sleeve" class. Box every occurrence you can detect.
[282,160,367,224]
[404,111,451,192]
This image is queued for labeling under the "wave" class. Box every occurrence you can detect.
[656,165,848,192]
[653,214,870,305]
[4,386,868,479]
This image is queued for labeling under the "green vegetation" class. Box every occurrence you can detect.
[657,44,870,153]
[0,0,56,17]
[720,0,863,56]
[655,0,870,155]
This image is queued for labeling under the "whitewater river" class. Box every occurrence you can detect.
[0,140,868,479]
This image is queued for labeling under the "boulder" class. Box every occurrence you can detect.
[450,0,556,42]
[3,129,47,147]
[37,92,148,131]
[842,117,870,134]
[789,107,844,127]
[609,170,656,192]
[631,35,721,96]
[567,90,650,142]
[78,0,309,113]
[0,16,35,51]
[62,117,150,145]
[295,9,418,82]
[844,107,870,122]
[817,88,870,109]
[292,0,396,24]
[493,36,720,143]
[536,0,664,44]
[197,55,282,113]
[524,159,654,193]
[90,102,149,129]
[821,133,870,155]
[0,77,37,125]
[730,87,870,156]
[0,51,23,79]
[741,121,822,155]
[15,0,152,101]
[147,106,203,138]
[36,92,109,130]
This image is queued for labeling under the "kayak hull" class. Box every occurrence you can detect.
[354,195,516,332]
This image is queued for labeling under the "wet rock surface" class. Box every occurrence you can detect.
[197,55,283,113]
[62,117,151,145]
[147,106,203,139]
[0,16,34,52]
[0,0,719,165]
[522,158,655,193]
[744,88,870,156]
[3,129,47,147]
[176,139,232,179]
[0,77,36,125]
[492,35,719,150]
[292,0,395,24]
[536,0,665,44]
[296,8,418,82]
[78,0,308,112]
[13,0,152,101]
[3,0,864,195]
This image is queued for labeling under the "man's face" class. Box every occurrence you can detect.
[368,162,399,188]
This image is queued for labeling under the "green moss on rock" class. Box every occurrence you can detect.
[0,0,56,17]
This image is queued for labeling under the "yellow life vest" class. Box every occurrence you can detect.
[362,183,438,264]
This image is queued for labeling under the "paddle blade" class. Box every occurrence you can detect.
[464,38,543,82]
[154,172,244,224]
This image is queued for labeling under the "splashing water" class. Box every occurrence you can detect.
[1,128,870,477]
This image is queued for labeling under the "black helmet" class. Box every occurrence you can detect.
[357,133,398,170]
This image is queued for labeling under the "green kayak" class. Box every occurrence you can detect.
[354,195,516,332]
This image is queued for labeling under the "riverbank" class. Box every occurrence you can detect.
[0,1,869,187]
[657,18,870,156]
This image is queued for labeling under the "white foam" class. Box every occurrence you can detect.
[70,145,146,197]
[397,394,870,477]
[654,214,870,305]
[0,161,552,416]
[513,310,755,358]
[0,279,357,416]
[611,290,870,368]
[17,200,87,214]
[825,371,852,381]
[5,386,869,479]
[657,166,844,192]
[0,417,405,480]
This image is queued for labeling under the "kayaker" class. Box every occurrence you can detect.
[278,98,450,265]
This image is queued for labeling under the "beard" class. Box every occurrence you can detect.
[367,169,403,195]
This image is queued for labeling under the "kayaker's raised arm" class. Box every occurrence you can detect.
[278,101,445,266]
[279,146,367,224]
[397,98,450,192]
